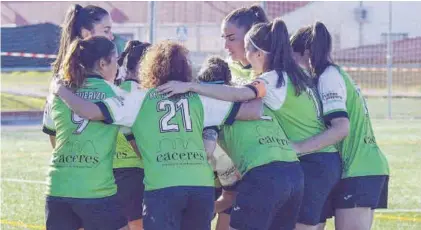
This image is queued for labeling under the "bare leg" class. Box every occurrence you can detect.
[215,213,231,230]
[128,219,143,230]
[335,208,374,230]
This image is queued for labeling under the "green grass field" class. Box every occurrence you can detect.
[1,93,45,111]
[1,72,52,91]
[1,71,421,229]
[1,118,421,230]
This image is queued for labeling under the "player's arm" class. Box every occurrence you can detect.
[130,140,141,159]
[293,67,349,153]
[200,96,262,128]
[292,118,349,153]
[55,85,104,120]
[236,98,263,121]
[157,79,267,102]
[203,127,219,159]
[54,83,142,127]
[120,126,142,159]
[42,97,56,148]
[49,136,56,148]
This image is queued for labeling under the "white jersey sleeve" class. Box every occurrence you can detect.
[318,66,348,120]
[42,94,56,136]
[254,70,288,111]
[96,88,146,127]
[209,146,241,188]
[119,126,134,141]
[199,96,240,126]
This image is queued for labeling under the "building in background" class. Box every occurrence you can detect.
[1,1,308,53]
[282,1,421,50]
[1,1,420,96]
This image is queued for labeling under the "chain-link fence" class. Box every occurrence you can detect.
[135,1,420,119]
[1,1,420,118]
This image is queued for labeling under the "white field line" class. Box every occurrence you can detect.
[1,178,46,185]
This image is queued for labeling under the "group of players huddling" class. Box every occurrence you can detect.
[42,3,390,230]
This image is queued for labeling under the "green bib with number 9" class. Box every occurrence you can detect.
[47,75,120,198]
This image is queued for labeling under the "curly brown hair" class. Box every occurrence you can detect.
[139,40,192,89]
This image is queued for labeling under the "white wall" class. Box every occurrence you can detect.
[282,1,421,49]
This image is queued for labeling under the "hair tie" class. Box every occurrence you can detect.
[200,80,225,85]
[116,65,127,81]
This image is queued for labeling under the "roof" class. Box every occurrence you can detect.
[333,36,421,64]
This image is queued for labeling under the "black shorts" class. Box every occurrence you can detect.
[143,186,214,230]
[230,161,304,230]
[113,167,145,221]
[298,152,342,225]
[332,175,389,209]
[45,195,126,230]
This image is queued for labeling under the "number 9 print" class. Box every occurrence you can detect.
[71,112,90,134]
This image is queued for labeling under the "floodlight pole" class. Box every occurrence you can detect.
[148,1,156,44]
[386,1,393,119]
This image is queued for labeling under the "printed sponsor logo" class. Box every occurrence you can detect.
[156,138,206,166]
[364,136,377,144]
[53,154,100,165]
[256,123,290,149]
[110,96,125,107]
[115,151,138,159]
[149,91,195,100]
[258,136,290,146]
[52,141,101,168]
[322,92,343,101]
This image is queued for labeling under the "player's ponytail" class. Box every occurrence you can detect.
[118,40,151,73]
[62,39,85,89]
[52,4,109,76]
[290,26,312,56]
[310,21,335,78]
[116,40,151,84]
[271,19,309,95]
[248,4,268,25]
[224,4,269,32]
[62,37,115,89]
[246,18,310,95]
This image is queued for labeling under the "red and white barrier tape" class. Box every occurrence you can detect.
[1,52,57,59]
[342,66,421,72]
[1,51,421,72]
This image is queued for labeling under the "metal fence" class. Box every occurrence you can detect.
[1,1,420,118]
[136,1,420,119]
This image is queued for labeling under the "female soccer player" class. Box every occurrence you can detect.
[199,57,239,230]
[112,40,150,230]
[290,22,390,230]
[42,6,144,229]
[51,4,113,77]
[157,18,342,230]
[199,56,304,230]
[45,4,114,147]
[221,4,269,84]
[42,37,128,230]
[51,40,263,230]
